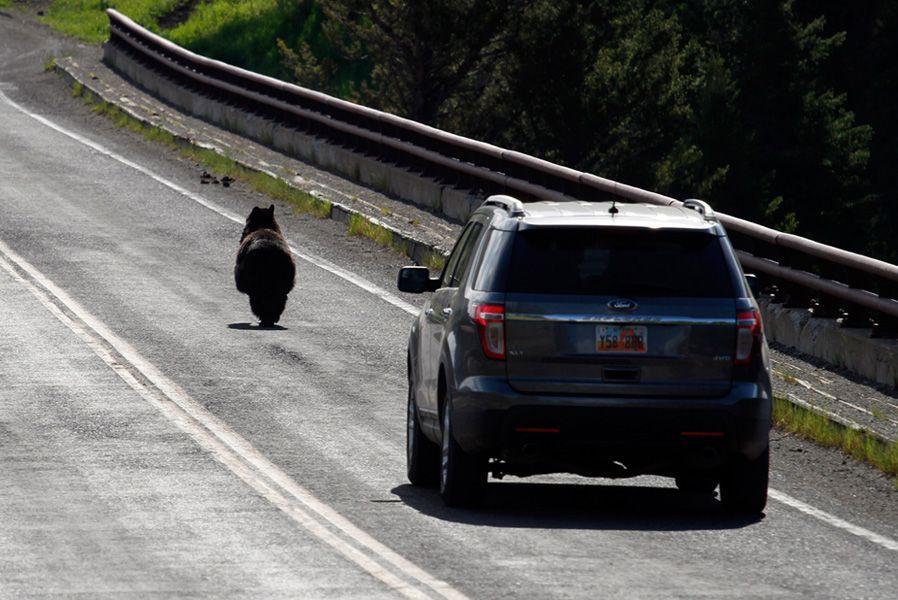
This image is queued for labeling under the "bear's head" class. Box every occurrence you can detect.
[241,205,281,240]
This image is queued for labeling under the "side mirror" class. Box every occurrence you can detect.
[397,266,440,294]
[744,273,760,299]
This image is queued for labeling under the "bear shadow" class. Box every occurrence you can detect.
[227,322,288,331]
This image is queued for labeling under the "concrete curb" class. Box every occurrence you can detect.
[760,299,898,390]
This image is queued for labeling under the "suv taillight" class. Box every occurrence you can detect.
[473,304,505,360]
[734,309,762,365]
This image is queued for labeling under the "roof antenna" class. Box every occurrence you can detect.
[609,199,619,215]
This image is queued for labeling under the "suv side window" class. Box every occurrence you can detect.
[472,229,514,292]
[440,222,484,288]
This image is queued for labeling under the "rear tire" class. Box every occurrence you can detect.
[719,446,769,515]
[407,384,439,487]
[439,392,487,507]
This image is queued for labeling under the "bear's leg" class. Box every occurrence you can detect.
[250,293,288,327]
[249,294,271,326]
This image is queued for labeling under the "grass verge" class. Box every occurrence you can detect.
[773,395,898,488]
[35,0,336,86]
[344,215,446,270]
[347,213,408,255]
[40,0,185,44]
[425,252,446,272]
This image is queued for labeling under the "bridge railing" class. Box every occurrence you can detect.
[105,9,898,337]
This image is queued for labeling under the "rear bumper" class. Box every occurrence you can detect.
[451,377,771,476]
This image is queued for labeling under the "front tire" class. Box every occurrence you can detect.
[719,446,769,515]
[439,392,487,507]
[407,384,439,487]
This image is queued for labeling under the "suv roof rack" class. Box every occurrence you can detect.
[682,198,717,221]
[482,195,526,217]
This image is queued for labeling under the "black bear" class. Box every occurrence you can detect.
[235,205,296,326]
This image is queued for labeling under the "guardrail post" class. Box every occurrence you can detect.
[811,260,844,319]
[771,245,813,310]
[870,279,898,338]
[828,261,872,329]
[870,316,898,338]
[837,305,873,329]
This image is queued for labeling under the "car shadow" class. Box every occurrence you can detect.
[391,481,763,531]
[227,322,288,331]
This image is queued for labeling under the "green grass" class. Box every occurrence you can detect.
[89,99,143,133]
[38,0,361,95]
[246,172,332,219]
[773,395,898,488]
[36,0,300,67]
[425,252,446,272]
[348,213,398,247]
[341,214,448,270]
[40,0,185,44]
[165,0,303,79]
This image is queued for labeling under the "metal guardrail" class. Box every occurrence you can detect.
[105,9,898,337]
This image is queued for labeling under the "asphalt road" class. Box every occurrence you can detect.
[1,8,897,599]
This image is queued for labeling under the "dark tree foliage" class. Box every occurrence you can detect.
[274,0,892,259]
[282,0,518,124]
[673,0,873,244]
[471,1,707,197]
[790,0,898,260]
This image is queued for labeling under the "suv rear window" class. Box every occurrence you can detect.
[506,227,734,297]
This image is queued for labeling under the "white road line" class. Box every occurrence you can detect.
[3,87,896,563]
[0,238,465,600]
[769,490,898,552]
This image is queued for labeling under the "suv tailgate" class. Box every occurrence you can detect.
[505,297,736,396]
[503,227,738,397]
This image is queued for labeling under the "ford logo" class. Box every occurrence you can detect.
[608,298,638,311]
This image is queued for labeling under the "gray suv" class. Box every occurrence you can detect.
[398,196,772,513]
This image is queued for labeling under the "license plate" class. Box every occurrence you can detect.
[596,325,647,353]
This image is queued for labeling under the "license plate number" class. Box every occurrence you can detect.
[596,325,647,353]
